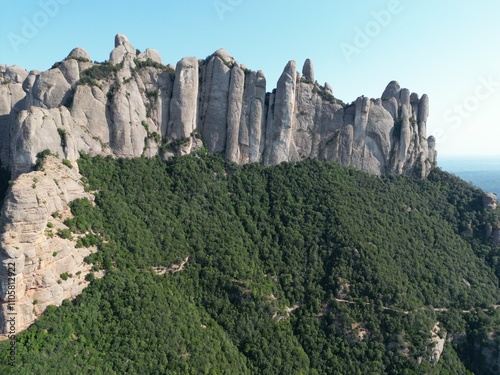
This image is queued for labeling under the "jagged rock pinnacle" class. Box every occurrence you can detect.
[302,58,314,82]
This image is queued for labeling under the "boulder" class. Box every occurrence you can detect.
[30,69,71,108]
[302,59,314,83]
[382,81,401,100]
[138,48,162,64]
[67,47,91,62]
[0,65,28,84]
[109,33,136,64]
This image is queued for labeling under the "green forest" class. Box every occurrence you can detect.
[1,153,500,374]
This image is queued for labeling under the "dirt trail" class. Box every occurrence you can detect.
[332,298,499,315]
[152,256,190,275]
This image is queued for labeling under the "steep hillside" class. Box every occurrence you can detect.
[1,154,499,374]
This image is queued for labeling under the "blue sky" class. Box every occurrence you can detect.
[1,0,500,156]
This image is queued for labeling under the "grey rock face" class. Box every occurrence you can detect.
[67,47,91,61]
[225,64,245,163]
[265,60,297,165]
[381,81,401,100]
[169,57,199,140]
[138,48,162,64]
[239,70,266,163]
[59,59,80,87]
[483,192,498,210]
[0,65,28,84]
[110,33,136,64]
[30,69,71,109]
[199,55,231,153]
[418,94,429,138]
[0,157,95,335]
[302,59,314,83]
[0,34,436,178]
[0,67,27,166]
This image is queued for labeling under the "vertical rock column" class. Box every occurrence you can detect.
[351,96,371,170]
[225,64,245,162]
[418,94,429,139]
[198,54,231,153]
[398,89,412,165]
[239,70,266,163]
[169,57,199,140]
[264,61,297,165]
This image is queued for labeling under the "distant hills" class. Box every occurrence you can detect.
[439,156,500,196]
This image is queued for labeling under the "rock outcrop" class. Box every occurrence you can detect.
[429,323,446,364]
[0,156,96,336]
[0,34,436,178]
[483,192,498,210]
[483,192,500,245]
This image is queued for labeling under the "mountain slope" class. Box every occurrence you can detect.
[1,154,498,374]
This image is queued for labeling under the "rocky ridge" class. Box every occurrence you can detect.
[0,34,438,336]
[0,34,436,178]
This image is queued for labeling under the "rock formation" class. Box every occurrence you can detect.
[483,192,500,245]
[483,192,498,210]
[0,156,96,336]
[0,34,436,178]
[0,34,438,336]
[429,323,446,364]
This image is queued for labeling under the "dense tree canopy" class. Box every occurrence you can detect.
[1,154,499,374]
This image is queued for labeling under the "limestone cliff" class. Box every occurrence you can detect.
[0,156,96,336]
[0,34,436,178]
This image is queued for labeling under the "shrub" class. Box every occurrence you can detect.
[50,61,63,70]
[35,149,52,169]
[57,229,72,240]
[57,129,68,149]
[80,61,122,81]
[67,56,90,63]
[133,58,168,71]
[78,76,99,87]
[62,159,73,169]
